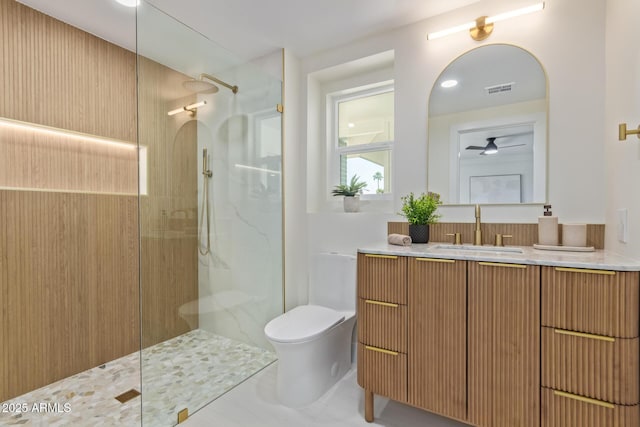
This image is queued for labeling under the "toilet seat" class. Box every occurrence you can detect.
[264,305,344,343]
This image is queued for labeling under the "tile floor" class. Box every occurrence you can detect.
[0,330,275,427]
[3,331,469,427]
[184,362,469,427]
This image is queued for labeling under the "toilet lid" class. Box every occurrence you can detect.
[264,305,345,343]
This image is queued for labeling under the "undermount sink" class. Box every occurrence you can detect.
[432,244,524,254]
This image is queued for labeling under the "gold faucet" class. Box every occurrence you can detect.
[445,232,462,245]
[474,204,482,245]
[494,234,512,247]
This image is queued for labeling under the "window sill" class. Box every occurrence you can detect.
[315,197,394,214]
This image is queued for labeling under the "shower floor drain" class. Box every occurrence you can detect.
[115,389,141,403]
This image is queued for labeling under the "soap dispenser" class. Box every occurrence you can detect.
[538,204,558,246]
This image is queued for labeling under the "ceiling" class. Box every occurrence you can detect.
[17,0,480,60]
[430,44,547,116]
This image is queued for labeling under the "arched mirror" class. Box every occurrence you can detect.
[427,44,547,204]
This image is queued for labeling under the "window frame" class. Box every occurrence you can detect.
[328,82,394,201]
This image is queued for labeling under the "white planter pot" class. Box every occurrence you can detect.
[343,196,360,212]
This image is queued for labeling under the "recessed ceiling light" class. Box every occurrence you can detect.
[348,123,355,128]
[441,80,458,88]
[115,0,140,7]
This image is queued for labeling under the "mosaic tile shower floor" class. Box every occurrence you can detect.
[0,329,276,427]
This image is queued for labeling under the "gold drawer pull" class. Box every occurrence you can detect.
[365,345,398,356]
[365,299,398,308]
[416,257,455,263]
[364,254,398,260]
[554,329,615,342]
[555,267,616,276]
[478,262,526,269]
[554,390,614,409]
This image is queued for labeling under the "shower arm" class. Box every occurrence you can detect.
[199,73,239,94]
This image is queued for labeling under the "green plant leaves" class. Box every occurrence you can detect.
[331,174,368,197]
[399,192,442,225]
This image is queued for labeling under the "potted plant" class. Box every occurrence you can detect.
[399,192,442,243]
[332,175,367,212]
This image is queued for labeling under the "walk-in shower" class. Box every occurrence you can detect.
[0,0,283,426]
[137,1,283,426]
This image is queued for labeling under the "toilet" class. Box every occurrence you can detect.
[264,252,356,407]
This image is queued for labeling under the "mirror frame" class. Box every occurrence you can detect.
[426,43,550,206]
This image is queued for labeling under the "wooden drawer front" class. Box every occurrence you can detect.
[542,266,639,338]
[468,261,540,427]
[542,327,640,405]
[408,257,467,420]
[357,343,407,403]
[357,253,407,304]
[357,298,407,353]
[542,387,640,427]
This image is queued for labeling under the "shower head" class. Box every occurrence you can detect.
[184,73,239,95]
[183,78,219,94]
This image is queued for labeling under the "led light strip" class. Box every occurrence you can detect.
[0,117,136,149]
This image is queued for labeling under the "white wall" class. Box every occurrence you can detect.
[283,49,309,309]
[604,0,640,257]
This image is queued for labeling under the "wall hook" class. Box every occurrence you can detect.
[619,123,640,141]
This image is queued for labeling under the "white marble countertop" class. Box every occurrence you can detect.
[358,243,640,271]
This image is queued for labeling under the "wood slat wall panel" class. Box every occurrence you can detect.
[0,0,136,141]
[468,261,540,427]
[541,387,640,427]
[0,189,8,398]
[0,0,142,402]
[541,327,640,405]
[357,299,407,353]
[388,222,605,249]
[137,57,199,348]
[0,191,139,402]
[141,236,197,348]
[357,343,407,403]
[408,258,466,421]
[541,267,640,338]
[357,253,407,304]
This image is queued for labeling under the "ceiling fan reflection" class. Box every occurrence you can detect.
[465,133,529,155]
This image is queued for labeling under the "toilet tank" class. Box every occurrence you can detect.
[308,252,356,311]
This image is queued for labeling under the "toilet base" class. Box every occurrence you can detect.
[269,314,355,407]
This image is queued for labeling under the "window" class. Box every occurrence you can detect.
[330,83,393,197]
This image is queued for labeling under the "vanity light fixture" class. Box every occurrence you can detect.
[441,79,458,88]
[619,123,640,141]
[167,101,206,116]
[427,2,545,41]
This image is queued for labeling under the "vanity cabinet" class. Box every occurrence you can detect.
[468,261,540,427]
[408,257,466,421]
[356,253,408,420]
[540,266,640,426]
[357,251,640,426]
